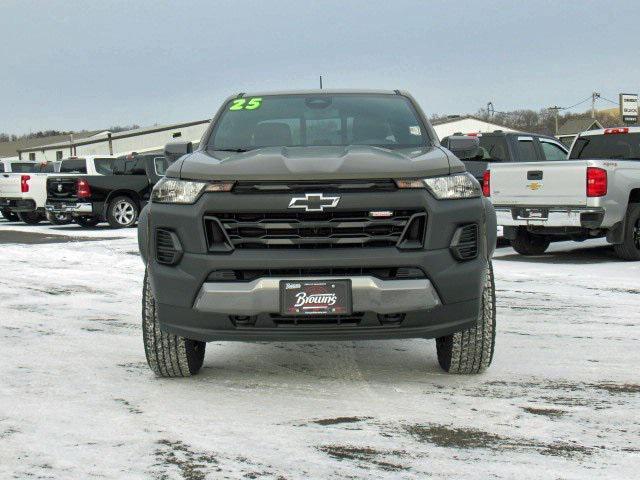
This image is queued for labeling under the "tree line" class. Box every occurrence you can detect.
[432,109,623,136]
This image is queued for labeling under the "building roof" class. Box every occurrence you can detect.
[430,115,511,129]
[0,131,99,158]
[17,119,210,154]
[558,118,603,136]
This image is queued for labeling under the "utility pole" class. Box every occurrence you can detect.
[548,106,562,135]
[591,92,600,119]
[484,102,494,119]
[319,75,323,89]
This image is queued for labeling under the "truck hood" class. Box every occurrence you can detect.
[173,145,463,181]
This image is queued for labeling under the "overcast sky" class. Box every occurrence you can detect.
[1,0,638,134]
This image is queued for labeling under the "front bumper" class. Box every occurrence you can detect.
[495,207,605,228]
[45,202,93,214]
[194,276,440,316]
[0,198,36,212]
[141,190,495,342]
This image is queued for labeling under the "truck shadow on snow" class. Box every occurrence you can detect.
[496,245,618,265]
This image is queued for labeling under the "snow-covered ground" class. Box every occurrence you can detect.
[1,219,638,479]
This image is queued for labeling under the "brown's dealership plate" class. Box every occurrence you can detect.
[280,280,352,316]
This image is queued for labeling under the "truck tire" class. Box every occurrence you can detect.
[107,196,139,228]
[142,270,205,377]
[436,262,496,374]
[511,229,550,255]
[17,211,42,225]
[46,211,73,225]
[613,203,640,261]
[75,215,101,228]
[1,209,19,222]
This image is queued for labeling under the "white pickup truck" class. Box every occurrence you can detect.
[0,156,114,224]
[488,127,640,260]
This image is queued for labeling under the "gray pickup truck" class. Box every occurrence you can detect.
[488,127,640,260]
[138,90,497,377]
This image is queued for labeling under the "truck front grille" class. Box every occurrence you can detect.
[205,210,425,250]
[206,266,426,282]
[232,179,397,194]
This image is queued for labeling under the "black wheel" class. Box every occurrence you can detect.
[511,228,550,255]
[17,211,42,225]
[613,203,640,261]
[436,262,496,374]
[1,209,19,222]
[46,212,73,225]
[75,215,101,228]
[142,270,205,377]
[107,196,139,228]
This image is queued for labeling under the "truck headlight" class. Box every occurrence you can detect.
[396,173,481,200]
[151,178,234,204]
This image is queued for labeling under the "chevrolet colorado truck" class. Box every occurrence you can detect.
[46,154,167,228]
[138,90,497,377]
[488,126,640,260]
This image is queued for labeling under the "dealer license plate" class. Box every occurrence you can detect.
[280,279,352,316]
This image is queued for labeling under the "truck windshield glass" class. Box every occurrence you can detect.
[208,94,428,151]
[60,159,87,173]
[570,133,640,160]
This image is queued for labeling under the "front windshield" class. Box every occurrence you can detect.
[570,132,640,160]
[208,94,429,151]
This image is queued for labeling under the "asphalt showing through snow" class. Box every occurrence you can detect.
[0,219,638,479]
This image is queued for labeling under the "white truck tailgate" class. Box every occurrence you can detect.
[0,173,22,196]
[490,161,588,206]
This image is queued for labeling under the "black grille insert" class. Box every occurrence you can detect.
[270,313,364,326]
[156,228,183,265]
[450,224,479,261]
[233,179,397,194]
[206,266,426,282]
[206,210,425,249]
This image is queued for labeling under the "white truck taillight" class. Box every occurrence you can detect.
[586,167,607,197]
[20,175,30,193]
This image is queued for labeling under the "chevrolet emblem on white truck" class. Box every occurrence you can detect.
[288,193,340,212]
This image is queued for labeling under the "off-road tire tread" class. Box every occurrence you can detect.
[142,271,205,377]
[613,203,640,261]
[436,262,496,374]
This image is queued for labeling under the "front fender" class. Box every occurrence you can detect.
[137,205,150,264]
[483,197,497,258]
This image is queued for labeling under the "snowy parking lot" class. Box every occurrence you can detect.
[1,220,639,479]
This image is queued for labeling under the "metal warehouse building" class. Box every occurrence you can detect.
[17,120,210,162]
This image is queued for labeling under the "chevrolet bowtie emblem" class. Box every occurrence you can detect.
[288,193,340,212]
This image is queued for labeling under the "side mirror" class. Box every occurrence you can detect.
[443,135,480,160]
[165,141,193,163]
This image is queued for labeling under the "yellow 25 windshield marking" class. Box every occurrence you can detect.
[229,98,262,111]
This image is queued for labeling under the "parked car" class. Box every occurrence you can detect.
[0,159,40,222]
[138,89,497,377]
[46,154,167,228]
[488,126,640,260]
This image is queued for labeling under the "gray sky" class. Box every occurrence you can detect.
[1,0,637,134]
